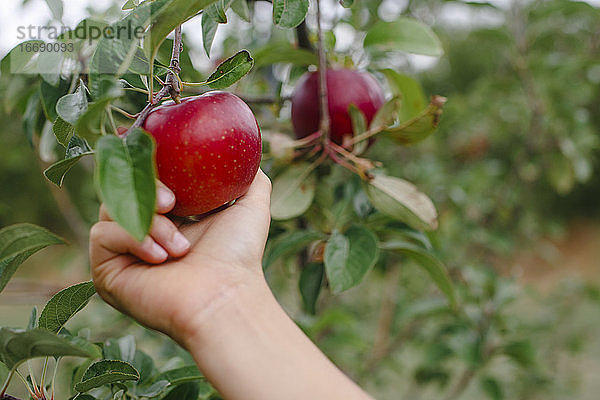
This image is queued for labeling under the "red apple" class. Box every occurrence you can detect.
[143,91,262,217]
[291,68,385,145]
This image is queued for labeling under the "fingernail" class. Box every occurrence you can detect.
[157,186,175,209]
[171,231,190,253]
[150,241,168,260]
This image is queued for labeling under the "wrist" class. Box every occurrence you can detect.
[174,267,274,350]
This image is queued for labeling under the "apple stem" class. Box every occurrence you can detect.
[326,142,377,180]
[292,130,323,148]
[123,25,185,137]
[325,146,366,179]
[315,0,331,143]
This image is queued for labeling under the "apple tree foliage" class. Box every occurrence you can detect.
[2,0,593,399]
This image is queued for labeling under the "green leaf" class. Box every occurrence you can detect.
[52,118,74,148]
[380,241,455,307]
[74,85,124,143]
[134,380,169,397]
[382,69,427,123]
[0,361,9,387]
[122,0,139,10]
[339,0,354,7]
[95,128,156,241]
[299,262,324,314]
[205,0,233,23]
[23,90,44,144]
[102,336,136,363]
[0,328,100,369]
[27,307,38,331]
[45,0,64,21]
[270,162,316,220]
[502,340,535,367]
[56,82,88,125]
[231,0,251,22]
[75,360,139,393]
[383,227,433,250]
[369,96,402,132]
[38,47,66,86]
[364,18,444,56]
[348,104,368,153]
[156,365,204,386]
[131,349,155,384]
[324,226,378,293]
[206,50,254,89]
[263,230,323,269]
[253,43,317,68]
[162,382,200,400]
[480,376,504,400]
[143,0,218,66]
[0,224,65,294]
[366,174,438,231]
[44,135,94,187]
[381,95,446,144]
[202,12,219,57]
[40,79,70,122]
[71,359,94,394]
[272,0,309,28]
[73,394,95,400]
[38,282,96,333]
[0,40,44,75]
[348,104,367,136]
[90,1,164,77]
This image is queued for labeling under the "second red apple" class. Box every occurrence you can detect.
[291,68,385,145]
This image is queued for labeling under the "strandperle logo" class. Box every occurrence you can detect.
[16,20,145,44]
[7,17,149,75]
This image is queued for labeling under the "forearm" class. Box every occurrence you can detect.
[181,275,372,400]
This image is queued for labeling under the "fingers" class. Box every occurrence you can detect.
[90,214,190,267]
[99,181,175,221]
[149,214,191,257]
[90,221,168,266]
[156,181,176,214]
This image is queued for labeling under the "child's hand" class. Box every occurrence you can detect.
[90,170,272,345]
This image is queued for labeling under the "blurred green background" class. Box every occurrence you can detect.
[1,0,599,399]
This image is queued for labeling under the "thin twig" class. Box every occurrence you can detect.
[315,0,330,143]
[124,25,184,137]
[110,105,137,119]
[166,25,183,102]
[14,371,36,400]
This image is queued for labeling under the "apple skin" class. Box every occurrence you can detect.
[143,91,262,217]
[291,68,385,145]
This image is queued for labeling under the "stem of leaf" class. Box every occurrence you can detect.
[123,87,149,95]
[292,130,323,148]
[0,370,14,397]
[26,362,40,398]
[325,145,365,178]
[110,105,137,120]
[14,371,36,400]
[49,358,60,400]
[106,106,118,135]
[40,358,48,398]
[346,126,384,146]
[315,0,331,144]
